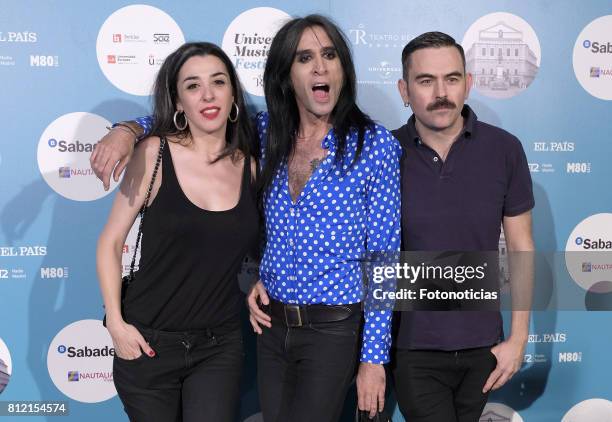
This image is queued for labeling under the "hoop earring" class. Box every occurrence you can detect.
[173,110,188,131]
[228,102,239,123]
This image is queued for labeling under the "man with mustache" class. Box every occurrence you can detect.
[390,32,534,421]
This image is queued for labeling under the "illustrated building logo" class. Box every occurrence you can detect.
[479,410,511,422]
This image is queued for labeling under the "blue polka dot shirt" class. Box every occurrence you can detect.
[256,112,402,364]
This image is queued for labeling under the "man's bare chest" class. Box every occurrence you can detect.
[287,145,328,202]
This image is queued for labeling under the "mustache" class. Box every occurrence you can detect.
[427,97,457,111]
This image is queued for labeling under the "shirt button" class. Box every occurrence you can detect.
[289,239,295,247]
[290,208,295,216]
[433,157,439,162]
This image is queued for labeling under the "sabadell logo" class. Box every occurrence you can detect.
[47,319,117,403]
[574,236,612,249]
[37,112,117,201]
[582,39,612,53]
[57,344,115,358]
[565,213,612,292]
[573,15,612,100]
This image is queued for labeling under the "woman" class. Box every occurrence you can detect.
[96,42,259,422]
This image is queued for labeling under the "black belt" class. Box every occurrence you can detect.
[269,298,361,327]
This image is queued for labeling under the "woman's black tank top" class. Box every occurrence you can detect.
[123,142,259,331]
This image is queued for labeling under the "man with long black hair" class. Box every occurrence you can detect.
[246,15,401,421]
[89,15,401,421]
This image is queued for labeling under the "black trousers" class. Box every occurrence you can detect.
[257,312,362,422]
[391,347,497,422]
[113,324,243,422]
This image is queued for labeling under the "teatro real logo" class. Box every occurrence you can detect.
[348,23,411,48]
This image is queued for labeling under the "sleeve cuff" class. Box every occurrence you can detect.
[503,198,535,217]
[134,117,153,140]
[360,339,390,364]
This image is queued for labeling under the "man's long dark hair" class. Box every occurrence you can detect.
[259,14,373,194]
[150,42,253,163]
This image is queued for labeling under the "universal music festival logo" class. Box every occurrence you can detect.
[232,32,272,88]
[222,8,291,96]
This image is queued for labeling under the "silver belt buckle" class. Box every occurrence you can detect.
[284,305,303,327]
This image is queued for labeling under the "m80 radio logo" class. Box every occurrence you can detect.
[40,267,69,279]
[559,352,583,363]
[30,55,59,67]
[566,162,592,174]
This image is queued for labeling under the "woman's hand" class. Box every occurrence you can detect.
[106,319,155,360]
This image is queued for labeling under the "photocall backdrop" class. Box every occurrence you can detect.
[1,1,611,421]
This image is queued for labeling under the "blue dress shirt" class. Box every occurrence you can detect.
[256,112,401,364]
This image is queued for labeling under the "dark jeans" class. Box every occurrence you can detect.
[257,312,362,422]
[113,324,243,422]
[391,346,497,422]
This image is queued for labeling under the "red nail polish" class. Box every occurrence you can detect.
[149,350,155,357]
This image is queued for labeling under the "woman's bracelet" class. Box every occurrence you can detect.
[106,122,139,140]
